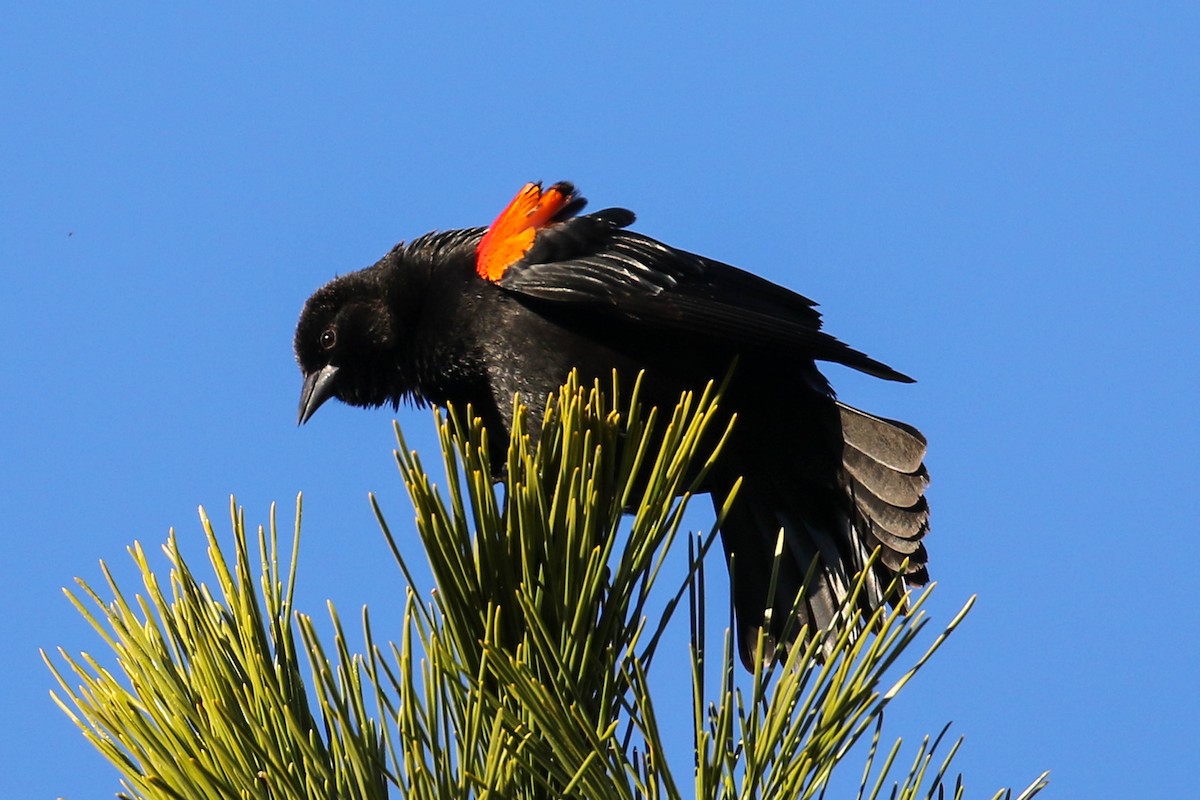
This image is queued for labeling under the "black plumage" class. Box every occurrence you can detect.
[294,181,929,668]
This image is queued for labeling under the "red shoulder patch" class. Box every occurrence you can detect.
[476,181,577,281]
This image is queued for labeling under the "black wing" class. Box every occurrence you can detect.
[496,209,912,382]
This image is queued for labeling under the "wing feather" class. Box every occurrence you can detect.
[499,214,911,381]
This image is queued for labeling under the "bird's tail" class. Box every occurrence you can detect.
[718,402,930,669]
[837,401,930,588]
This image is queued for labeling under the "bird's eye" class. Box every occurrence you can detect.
[320,328,337,350]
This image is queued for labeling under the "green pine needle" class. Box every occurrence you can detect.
[47,372,1048,799]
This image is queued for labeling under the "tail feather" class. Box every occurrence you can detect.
[718,462,851,669]
[838,402,931,585]
[842,445,929,506]
[714,401,931,670]
[838,403,926,472]
[843,486,928,541]
[859,507,928,557]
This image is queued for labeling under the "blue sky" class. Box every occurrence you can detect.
[3,4,1197,797]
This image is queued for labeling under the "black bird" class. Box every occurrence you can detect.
[295,181,929,668]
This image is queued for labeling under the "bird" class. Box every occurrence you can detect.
[294,181,929,668]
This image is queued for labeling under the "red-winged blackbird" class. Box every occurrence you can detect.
[295,181,929,668]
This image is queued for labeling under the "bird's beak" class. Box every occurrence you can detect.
[298,364,340,425]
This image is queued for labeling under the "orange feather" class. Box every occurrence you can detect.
[476,182,574,281]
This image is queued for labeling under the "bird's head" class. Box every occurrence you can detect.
[294,271,400,424]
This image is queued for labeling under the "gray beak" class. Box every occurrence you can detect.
[298,364,340,425]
